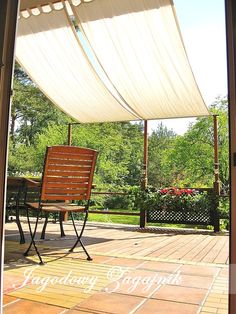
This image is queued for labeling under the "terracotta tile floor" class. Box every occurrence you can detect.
[3,220,229,313]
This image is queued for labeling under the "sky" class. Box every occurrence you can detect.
[148,0,227,134]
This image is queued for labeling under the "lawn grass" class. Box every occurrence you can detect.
[88,213,140,225]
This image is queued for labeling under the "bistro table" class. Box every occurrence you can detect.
[6,177,26,244]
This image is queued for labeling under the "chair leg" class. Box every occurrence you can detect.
[24,207,44,265]
[59,212,66,237]
[69,211,92,261]
[15,205,25,244]
[78,239,92,261]
[40,212,48,239]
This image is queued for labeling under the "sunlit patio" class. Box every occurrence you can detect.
[3,219,229,314]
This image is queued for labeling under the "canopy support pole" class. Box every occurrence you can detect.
[213,114,220,195]
[213,114,220,232]
[68,123,72,146]
[140,120,148,228]
[142,120,148,189]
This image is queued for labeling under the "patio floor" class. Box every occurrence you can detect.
[3,219,229,314]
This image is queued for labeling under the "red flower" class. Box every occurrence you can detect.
[159,187,194,196]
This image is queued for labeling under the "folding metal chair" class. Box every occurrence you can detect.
[23,145,98,265]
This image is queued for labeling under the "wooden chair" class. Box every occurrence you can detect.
[23,145,98,265]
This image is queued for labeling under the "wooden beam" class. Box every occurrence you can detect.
[225,0,236,312]
[0,0,19,310]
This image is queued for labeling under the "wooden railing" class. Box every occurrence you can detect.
[6,178,223,233]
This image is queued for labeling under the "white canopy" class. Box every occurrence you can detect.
[16,6,139,123]
[16,0,210,123]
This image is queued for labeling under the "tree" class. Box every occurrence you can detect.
[166,97,229,188]
[148,123,176,187]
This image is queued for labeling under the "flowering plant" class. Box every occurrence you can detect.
[159,187,194,196]
[134,186,212,213]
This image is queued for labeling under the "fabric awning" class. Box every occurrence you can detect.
[17,0,210,124]
[16,5,139,123]
[72,0,210,119]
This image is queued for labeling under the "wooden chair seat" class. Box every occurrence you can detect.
[26,202,86,212]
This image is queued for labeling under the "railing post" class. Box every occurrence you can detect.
[142,120,148,190]
[213,114,220,232]
[140,120,148,228]
[213,114,221,194]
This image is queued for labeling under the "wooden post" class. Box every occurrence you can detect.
[213,115,220,232]
[0,0,19,309]
[140,120,148,228]
[142,120,148,189]
[64,122,73,222]
[67,123,72,146]
[213,114,220,195]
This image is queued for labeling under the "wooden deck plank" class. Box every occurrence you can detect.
[158,235,203,259]
[213,237,229,264]
[168,235,205,260]
[201,237,228,263]
[107,234,175,256]
[181,236,212,261]
[147,235,194,258]
[191,236,220,263]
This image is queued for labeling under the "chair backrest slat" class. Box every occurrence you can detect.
[41,146,97,201]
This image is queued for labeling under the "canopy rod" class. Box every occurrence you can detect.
[67,122,80,146]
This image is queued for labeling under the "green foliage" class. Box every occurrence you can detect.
[35,122,144,186]
[7,138,38,175]
[219,197,230,219]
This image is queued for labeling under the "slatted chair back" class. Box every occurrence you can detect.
[40,146,98,202]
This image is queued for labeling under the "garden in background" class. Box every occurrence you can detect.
[8,64,229,230]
